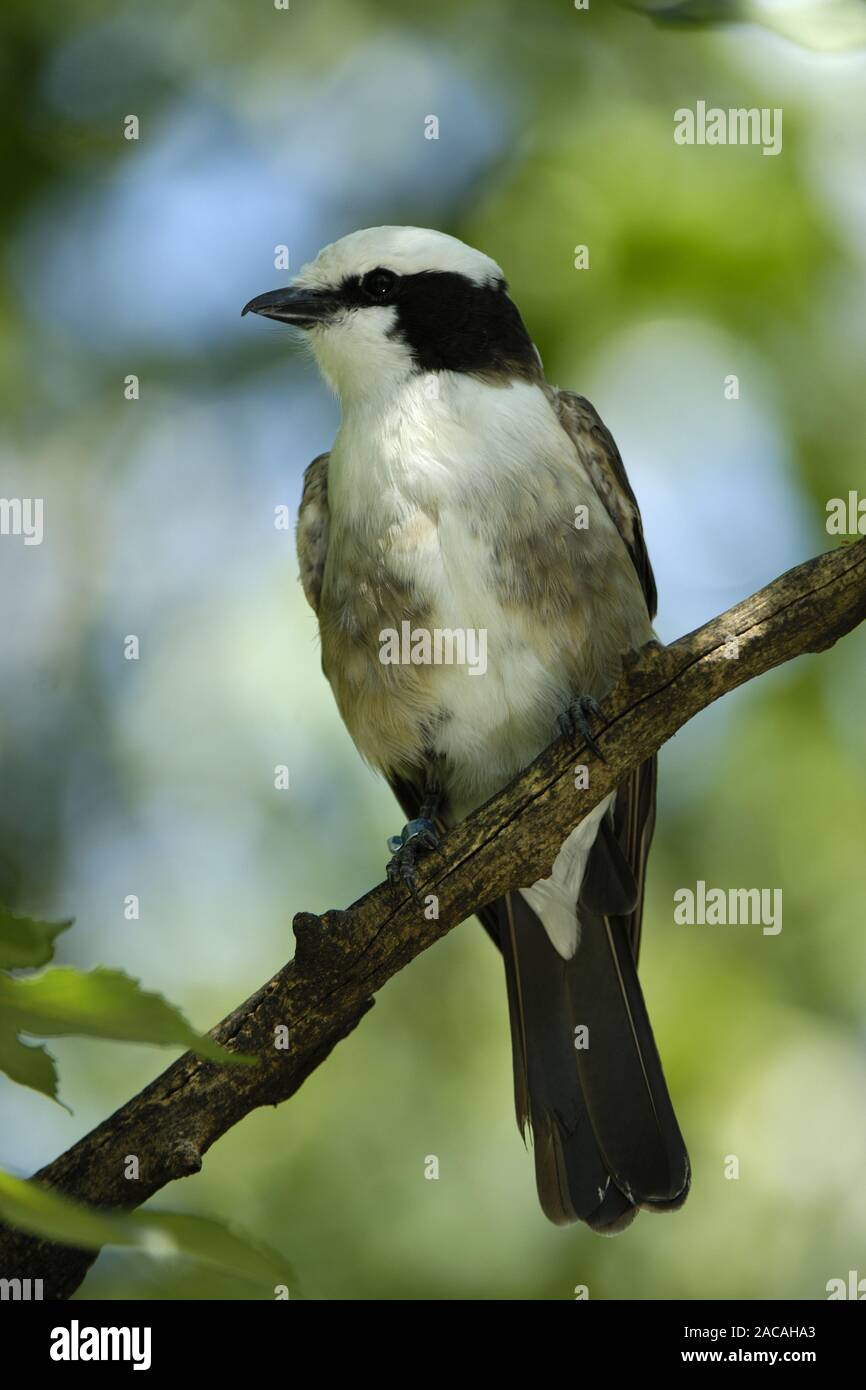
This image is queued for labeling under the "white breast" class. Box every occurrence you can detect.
[328,372,627,959]
[330,374,610,812]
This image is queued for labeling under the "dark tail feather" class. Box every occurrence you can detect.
[497,890,689,1230]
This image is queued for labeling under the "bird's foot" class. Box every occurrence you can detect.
[557,694,609,763]
[386,818,442,900]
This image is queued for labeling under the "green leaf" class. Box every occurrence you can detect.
[0,906,72,970]
[621,0,746,23]
[0,967,254,1066]
[622,0,866,51]
[0,1171,297,1294]
[0,1022,64,1104]
[751,0,866,54]
[131,1212,296,1290]
[0,1169,120,1248]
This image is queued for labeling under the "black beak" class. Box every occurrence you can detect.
[241,286,331,328]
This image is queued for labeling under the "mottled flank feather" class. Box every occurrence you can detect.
[296,452,330,614]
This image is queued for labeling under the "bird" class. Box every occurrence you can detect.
[243,226,690,1230]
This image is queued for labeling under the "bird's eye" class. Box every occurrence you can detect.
[361,268,398,301]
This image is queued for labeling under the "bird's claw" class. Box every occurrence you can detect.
[386,818,442,900]
[558,694,609,763]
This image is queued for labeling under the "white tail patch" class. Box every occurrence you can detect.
[519,793,615,958]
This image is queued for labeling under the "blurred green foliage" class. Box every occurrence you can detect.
[0,0,864,1301]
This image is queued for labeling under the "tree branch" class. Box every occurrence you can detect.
[2,537,865,1298]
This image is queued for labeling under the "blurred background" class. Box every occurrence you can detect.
[1,0,865,1300]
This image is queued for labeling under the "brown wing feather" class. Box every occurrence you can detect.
[554,388,657,963]
[296,457,441,845]
[554,390,657,620]
[296,452,330,615]
[296,459,439,857]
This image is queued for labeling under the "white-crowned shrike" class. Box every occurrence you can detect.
[244,226,689,1230]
